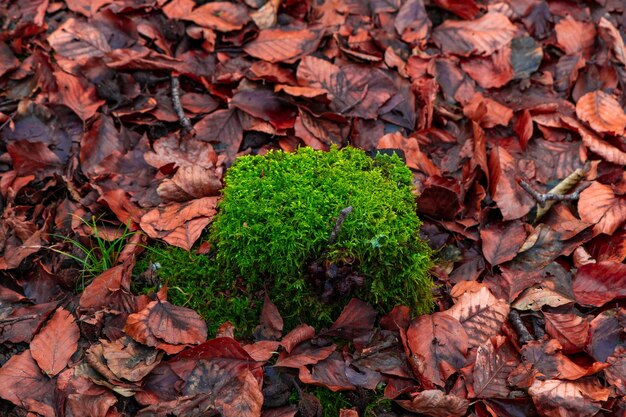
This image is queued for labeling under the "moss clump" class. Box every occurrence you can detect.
[210,146,433,326]
[134,246,259,337]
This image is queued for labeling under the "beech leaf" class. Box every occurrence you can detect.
[30,307,79,377]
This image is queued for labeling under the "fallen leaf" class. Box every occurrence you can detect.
[488,145,535,220]
[377,132,439,176]
[186,2,249,32]
[461,47,514,89]
[463,93,514,128]
[433,0,479,20]
[576,90,626,135]
[432,12,516,57]
[606,346,626,396]
[472,336,518,398]
[157,165,222,202]
[275,342,336,368]
[480,220,527,265]
[244,28,322,63]
[0,350,55,417]
[529,378,609,417]
[522,339,606,380]
[281,324,316,353]
[573,261,626,307]
[396,389,469,417]
[48,18,111,61]
[254,294,284,341]
[598,17,626,66]
[125,299,207,349]
[324,298,376,340]
[555,16,596,56]
[446,286,510,348]
[30,307,80,377]
[578,181,626,236]
[101,336,164,382]
[543,309,590,354]
[588,308,626,362]
[406,313,468,387]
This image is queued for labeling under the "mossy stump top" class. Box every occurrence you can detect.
[210,146,433,323]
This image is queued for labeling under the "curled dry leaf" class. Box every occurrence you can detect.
[578,181,626,236]
[48,17,112,60]
[445,286,509,348]
[528,378,609,417]
[463,93,514,128]
[281,324,316,353]
[573,261,626,307]
[575,90,626,135]
[606,346,626,396]
[432,12,516,57]
[298,352,357,391]
[598,17,626,66]
[30,307,80,377]
[157,165,222,202]
[561,115,626,165]
[101,336,164,382]
[406,313,468,387]
[124,299,207,350]
[396,389,469,417]
[52,69,105,121]
[79,260,136,312]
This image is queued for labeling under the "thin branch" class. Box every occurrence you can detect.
[509,309,533,345]
[329,206,353,244]
[170,75,193,135]
[534,167,589,221]
[519,180,584,206]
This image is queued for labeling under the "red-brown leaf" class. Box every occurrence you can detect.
[0,350,55,417]
[79,260,136,312]
[598,17,626,66]
[472,336,518,399]
[445,286,509,347]
[275,342,336,368]
[7,140,63,177]
[157,165,222,202]
[48,18,111,60]
[406,313,468,387]
[433,0,479,20]
[573,261,626,307]
[325,298,376,340]
[244,28,322,63]
[529,379,609,417]
[488,145,535,220]
[378,132,439,176]
[281,324,316,353]
[480,220,527,265]
[254,294,284,341]
[543,309,590,354]
[461,47,514,89]
[432,12,516,56]
[555,16,596,56]
[30,307,79,377]
[125,299,207,348]
[53,69,104,121]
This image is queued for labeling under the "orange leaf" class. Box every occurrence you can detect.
[578,181,626,236]
[561,115,626,165]
[243,28,322,63]
[30,307,79,377]
[461,47,514,89]
[598,17,626,66]
[555,16,596,56]
[53,69,105,121]
[576,90,626,135]
[186,2,249,32]
[432,12,516,56]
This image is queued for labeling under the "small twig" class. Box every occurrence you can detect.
[533,167,589,221]
[329,206,353,244]
[519,180,583,206]
[170,75,193,135]
[0,112,15,132]
[509,309,533,345]
[531,314,545,339]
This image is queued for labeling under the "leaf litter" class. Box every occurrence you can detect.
[0,0,625,416]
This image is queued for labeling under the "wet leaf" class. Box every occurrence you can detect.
[432,12,516,57]
[522,339,606,380]
[30,307,79,377]
[588,308,626,362]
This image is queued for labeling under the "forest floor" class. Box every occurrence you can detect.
[0,0,625,416]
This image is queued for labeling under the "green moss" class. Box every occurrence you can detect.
[134,246,259,337]
[311,387,352,416]
[135,146,433,334]
[211,146,433,327]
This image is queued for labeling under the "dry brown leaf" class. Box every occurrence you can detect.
[543,310,590,353]
[432,12,516,56]
[598,17,626,66]
[488,145,535,220]
[30,307,79,377]
[529,378,609,417]
[406,313,468,387]
[124,299,207,348]
[377,132,439,176]
[472,336,518,399]
[463,93,513,128]
[461,47,514,89]
[157,165,222,202]
[243,28,322,63]
[480,220,527,265]
[573,261,626,307]
[575,90,626,135]
[186,2,249,32]
[48,18,111,61]
[445,287,509,348]
[396,389,469,417]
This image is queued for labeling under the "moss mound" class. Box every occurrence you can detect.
[210,146,433,325]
